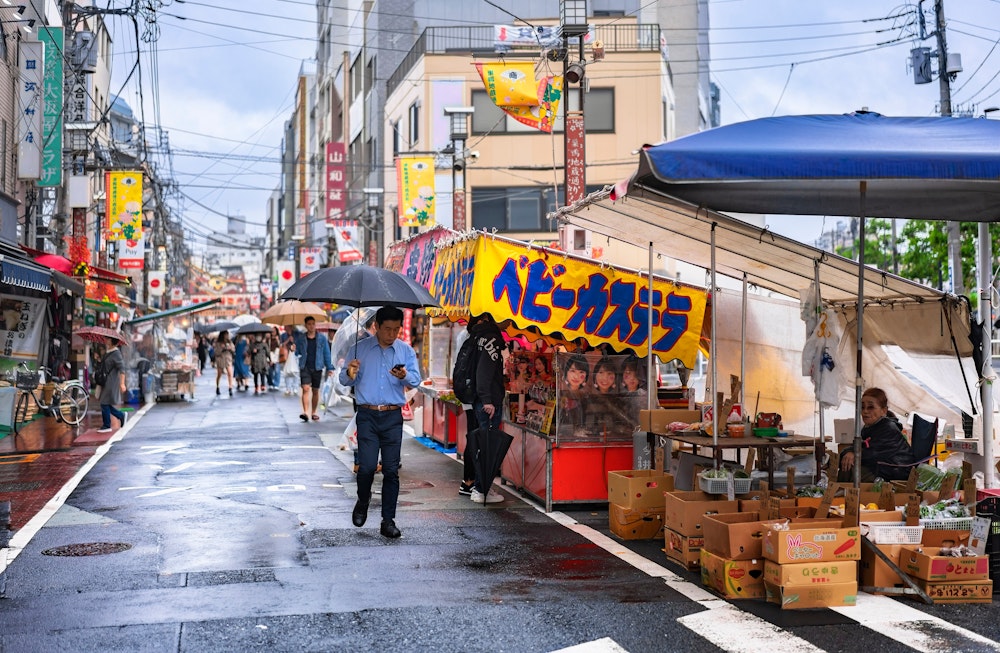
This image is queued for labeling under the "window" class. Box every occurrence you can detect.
[391,120,400,156]
[471,88,614,134]
[472,185,604,232]
[365,55,375,95]
[407,102,419,146]
[508,194,541,231]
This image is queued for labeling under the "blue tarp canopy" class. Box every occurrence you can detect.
[636,111,1000,221]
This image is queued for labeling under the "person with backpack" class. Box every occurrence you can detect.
[454,312,506,504]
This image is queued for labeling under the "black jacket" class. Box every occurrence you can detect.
[862,414,916,481]
[470,319,505,406]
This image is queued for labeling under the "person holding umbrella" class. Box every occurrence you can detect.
[340,306,421,539]
[96,335,127,433]
[293,316,334,421]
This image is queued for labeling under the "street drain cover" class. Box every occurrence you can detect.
[42,542,133,557]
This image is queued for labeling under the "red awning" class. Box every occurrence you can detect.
[21,246,132,286]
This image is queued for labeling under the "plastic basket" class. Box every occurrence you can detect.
[14,371,39,391]
[698,472,751,495]
[919,516,973,530]
[861,522,923,544]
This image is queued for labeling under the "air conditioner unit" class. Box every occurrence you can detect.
[72,31,98,73]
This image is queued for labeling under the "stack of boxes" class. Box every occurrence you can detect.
[664,491,740,569]
[607,470,674,540]
[761,522,861,608]
[899,546,993,603]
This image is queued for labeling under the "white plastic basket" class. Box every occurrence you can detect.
[919,516,973,530]
[698,472,751,495]
[861,522,923,544]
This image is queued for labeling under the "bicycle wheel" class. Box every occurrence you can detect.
[13,391,31,435]
[57,383,89,426]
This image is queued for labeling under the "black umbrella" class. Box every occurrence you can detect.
[236,322,274,335]
[280,265,439,309]
[197,320,237,334]
[465,426,514,501]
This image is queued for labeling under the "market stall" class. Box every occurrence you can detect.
[123,299,219,402]
[430,232,710,509]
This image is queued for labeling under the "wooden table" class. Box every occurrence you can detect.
[663,432,825,486]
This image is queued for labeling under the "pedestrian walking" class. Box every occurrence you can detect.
[460,313,506,504]
[340,306,422,539]
[268,334,281,390]
[282,341,300,395]
[293,316,333,421]
[196,336,208,373]
[234,334,250,392]
[250,334,271,394]
[97,336,127,433]
[215,330,235,396]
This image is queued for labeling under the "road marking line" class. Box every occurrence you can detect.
[678,605,827,653]
[549,637,629,653]
[831,594,1000,653]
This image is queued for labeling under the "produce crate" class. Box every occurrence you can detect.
[977,497,1000,593]
[698,471,751,495]
[919,517,973,530]
[861,522,923,545]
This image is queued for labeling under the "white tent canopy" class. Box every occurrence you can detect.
[551,187,977,426]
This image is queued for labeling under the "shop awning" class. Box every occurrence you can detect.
[86,298,120,313]
[0,255,51,292]
[124,299,221,326]
[51,270,85,295]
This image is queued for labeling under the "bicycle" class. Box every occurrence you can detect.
[12,363,89,434]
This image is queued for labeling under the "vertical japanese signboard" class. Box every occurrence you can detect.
[38,27,63,187]
[396,156,436,227]
[17,41,44,180]
[325,142,346,225]
[565,112,586,205]
[105,171,143,242]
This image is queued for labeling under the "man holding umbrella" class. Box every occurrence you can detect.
[340,306,421,539]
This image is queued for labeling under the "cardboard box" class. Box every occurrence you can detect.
[860,543,907,593]
[764,581,858,609]
[921,529,970,547]
[739,498,796,514]
[700,549,765,599]
[762,524,861,564]
[665,526,702,568]
[664,491,740,536]
[640,409,702,434]
[900,546,990,582]
[608,470,674,510]
[609,503,665,540]
[764,559,857,587]
[702,512,770,560]
[913,578,993,604]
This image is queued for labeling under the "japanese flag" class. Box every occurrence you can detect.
[148,271,165,296]
[276,261,296,295]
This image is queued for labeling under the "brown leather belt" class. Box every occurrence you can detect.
[358,404,402,411]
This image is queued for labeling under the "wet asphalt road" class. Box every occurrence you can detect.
[1,373,1000,652]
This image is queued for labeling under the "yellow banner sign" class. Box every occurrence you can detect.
[476,62,539,107]
[431,237,708,366]
[501,76,563,133]
[105,171,143,242]
[396,156,436,227]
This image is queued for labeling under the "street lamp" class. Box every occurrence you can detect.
[444,106,474,231]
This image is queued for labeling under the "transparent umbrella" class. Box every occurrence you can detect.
[330,307,380,365]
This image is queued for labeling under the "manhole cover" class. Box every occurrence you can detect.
[42,542,133,556]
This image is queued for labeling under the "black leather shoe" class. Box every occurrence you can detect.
[380,519,401,539]
[352,500,369,527]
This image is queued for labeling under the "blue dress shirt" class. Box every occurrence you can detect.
[339,336,421,405]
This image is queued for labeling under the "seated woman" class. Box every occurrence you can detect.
[839,387,915,482]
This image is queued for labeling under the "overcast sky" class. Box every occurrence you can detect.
[107,0,1000,251]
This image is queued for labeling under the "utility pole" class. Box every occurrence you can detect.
[933,0,963,295]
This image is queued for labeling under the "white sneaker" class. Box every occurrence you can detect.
[470,489,503,504]
[97,427,113,433]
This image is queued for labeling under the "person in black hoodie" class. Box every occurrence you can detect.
[464,313,506,504]
[839,387,915,482]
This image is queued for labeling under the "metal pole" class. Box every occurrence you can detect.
[710,224,718,456]
[740,272,747,406]
[647,242,655,411]
[934,0,964,296]
[853,182,867,488]
[978,223,996,488]
[815,261,827,483]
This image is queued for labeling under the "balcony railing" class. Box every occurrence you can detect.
[387,23,661,97]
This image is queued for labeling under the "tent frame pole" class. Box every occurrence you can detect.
[853,182,867,488]
[978,223,996,489]
[648,242,655,412]
[711,224,719,457]
[815,261,827,484]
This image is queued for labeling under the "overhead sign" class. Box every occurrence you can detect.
[105,171,143,241]
[147,271,165,296]
[325,142,346,225]
[396,156,436,227]
[118,237,144,269]
[430,236,708,366]
[38,27,63,187]
[16,41,44,180]
[331,220,363,263]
